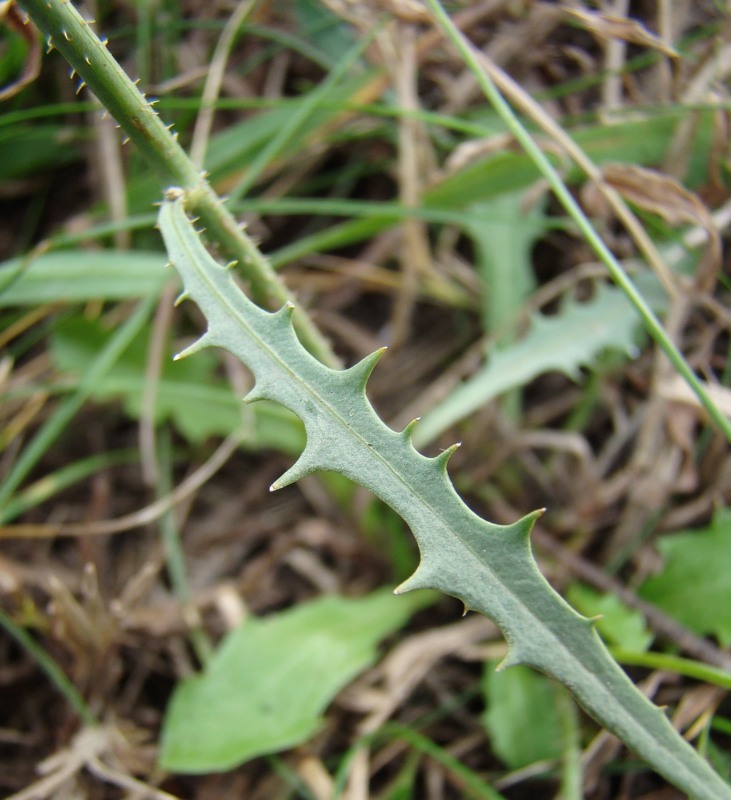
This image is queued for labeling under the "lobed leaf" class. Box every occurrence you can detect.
[158,193,730,799]
[414,274,666,447]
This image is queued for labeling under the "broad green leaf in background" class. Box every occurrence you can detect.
[160,589,432,772]
[50,316,304,453]
[0,250,170,305]
[482,662,569,770]
[566,584,653,652]
[639,508,731,647]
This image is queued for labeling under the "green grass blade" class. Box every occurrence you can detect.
[0,297,154,510]
[0,608,97,725]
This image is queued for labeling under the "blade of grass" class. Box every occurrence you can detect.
[0,450,138,524]
[156,428,213,668]
[375,724,507,800]
[190,0,259,170]
[0,608,97,725]
[611,648,731,691]
[424,0,731,443]
[0,297,154,511]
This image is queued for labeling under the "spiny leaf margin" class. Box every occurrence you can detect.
[158,190,730,800]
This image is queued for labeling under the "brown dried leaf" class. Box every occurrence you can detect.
[602,163,721,288]
[564,8,678,58]
[603,164,710,227]
[0,1,41,101]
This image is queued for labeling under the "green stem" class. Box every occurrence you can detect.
[425,0,731,443]
[612,647,731,691]
[18,0,338,366]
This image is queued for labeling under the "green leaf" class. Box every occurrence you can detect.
[158,194,731,799]
[0,250,170,306]
[566,584,653,652]
[482,663,566,770]
[639,508,731,647]
[413,274,667,447]
[425,110,717,211]
[468,193,542,339]
[0,125,81,181]
[160,589,431,772]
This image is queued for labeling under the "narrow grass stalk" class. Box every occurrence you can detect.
[425,0,731,443]
[190,0,259,169]
[0,608,97,725]
[377,724,506,800]
[0,450,138,523]
[556,689,582,800]
[611,648,731,691]
[17,0,338,366]
[157,430,214,668]
[0,298,154,512]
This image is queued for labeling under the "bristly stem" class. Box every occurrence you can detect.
[17,0,339,367]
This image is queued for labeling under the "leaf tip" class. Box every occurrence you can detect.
[164,186,185,202]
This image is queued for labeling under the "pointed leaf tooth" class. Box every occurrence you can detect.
[401,417,421,444]
[520,508,545,536]
[270,445,325,491]
[164,187,185,202]
[394,563,439,595]
[173,334,212,361]
[273,302,296,322]
[433,442,461,470]
[495,645,529,672]
[243,380,278,405]
[344,347,388,390]
[174,290,190,307]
